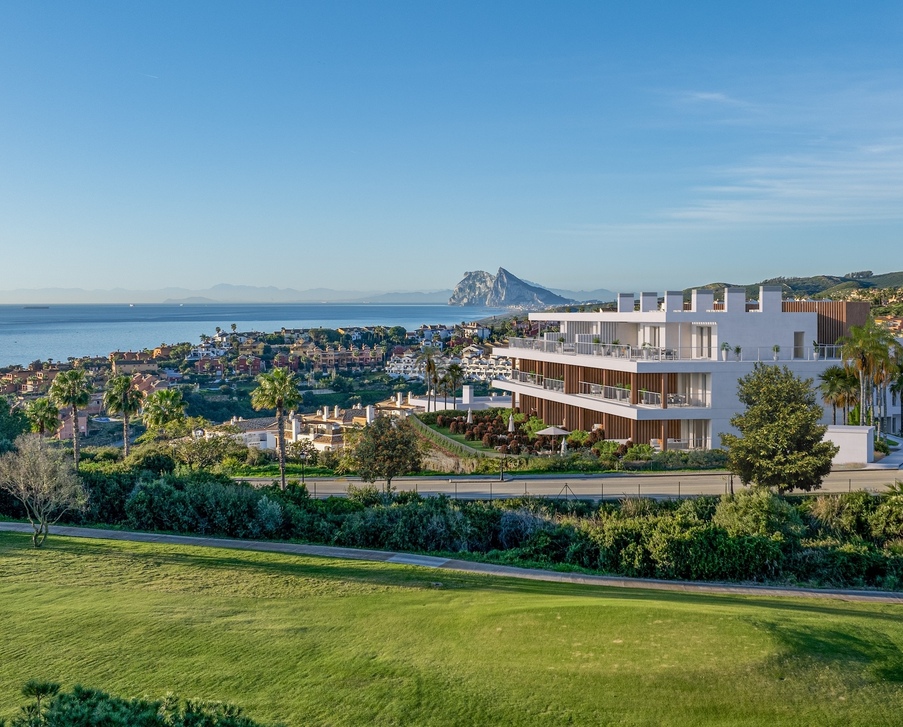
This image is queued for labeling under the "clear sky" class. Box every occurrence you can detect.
[1,2,902,295]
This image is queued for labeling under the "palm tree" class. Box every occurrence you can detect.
[251,367,302,490]
[838,366,860,425]
[26,397,60,437]
[49,368,92,468]
[104,374,145,457]
[445,363,465,410]
[142,388,187,433]
[839,319,899,426]
[416,347,439,412]
[818,366,846,425]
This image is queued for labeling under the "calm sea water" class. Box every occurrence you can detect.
[0,303,507,367]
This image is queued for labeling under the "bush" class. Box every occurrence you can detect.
[712,489,805,542]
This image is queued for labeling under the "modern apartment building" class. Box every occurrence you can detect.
[491,286,869,450]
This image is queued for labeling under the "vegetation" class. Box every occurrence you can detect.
[721,365,838,492]
[103,374,145,457]
[141,388,187,434]
[0,435,86,547]
[2,532,903,726]
[0,397,29,454]
[419,410,727,473]
[7,681,270,726]
[24,398,60,438]
[250,369,302,490]
[6,462,903,589]
[49,368,92,469]
[838,318,902,432]
[352,417,422,491]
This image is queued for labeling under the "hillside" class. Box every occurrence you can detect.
[686,270,903,299]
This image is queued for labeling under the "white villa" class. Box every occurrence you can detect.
[491,286,872,450]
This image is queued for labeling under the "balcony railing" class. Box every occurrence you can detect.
[579,381,631,403]
[507,370,565,392]
[576,381,709,409]
[506,338,842,363]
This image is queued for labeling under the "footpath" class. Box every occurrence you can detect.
[2,521,903,605]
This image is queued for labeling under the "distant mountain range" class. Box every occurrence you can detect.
[4,268,895,306]
[0,284,454,306]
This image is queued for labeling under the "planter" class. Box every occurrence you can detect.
[721,350,728,362]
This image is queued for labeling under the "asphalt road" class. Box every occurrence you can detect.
[238,467,902,500]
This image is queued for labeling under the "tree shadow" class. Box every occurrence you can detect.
[756,619,903,682]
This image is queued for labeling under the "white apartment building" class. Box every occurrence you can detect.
[491,286,870,450]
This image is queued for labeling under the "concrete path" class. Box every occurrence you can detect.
[2,521,902,605]
[867,434,903,470]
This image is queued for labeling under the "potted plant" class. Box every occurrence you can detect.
[772,344,780,361]
[733,345,742,362]
[812,340,820,360]
[720,342,730,361]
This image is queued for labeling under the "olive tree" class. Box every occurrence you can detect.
[0,435,87,547]
[720,364,838,492]
[353,416,422,491]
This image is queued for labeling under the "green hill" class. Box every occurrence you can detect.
[686,270,902,299]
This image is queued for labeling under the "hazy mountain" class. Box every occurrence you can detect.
[0,285,448,305]
[449,268,572,308]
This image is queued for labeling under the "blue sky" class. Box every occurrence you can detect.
[1,2,902,295]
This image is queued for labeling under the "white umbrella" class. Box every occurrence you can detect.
[466,409,473,424]
[560,438,568,455]
[535,426,569,437]
[508,414,515,433]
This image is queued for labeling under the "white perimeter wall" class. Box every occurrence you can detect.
[825,425,874,465]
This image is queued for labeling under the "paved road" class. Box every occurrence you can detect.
[2,521,901,604]
[239,467,902,500]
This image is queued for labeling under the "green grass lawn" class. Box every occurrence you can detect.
[2,532,903,726]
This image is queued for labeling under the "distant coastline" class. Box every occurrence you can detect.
[0,302,506,368]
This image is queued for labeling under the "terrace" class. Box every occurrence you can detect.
[505,337,841,363]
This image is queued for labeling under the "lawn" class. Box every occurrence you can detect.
[2,532,903,726]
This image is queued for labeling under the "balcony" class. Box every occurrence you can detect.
[507,370,565,392]
[505,338,841,363]
[577,382,707,409]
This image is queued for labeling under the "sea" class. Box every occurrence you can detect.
[0,303,508,368]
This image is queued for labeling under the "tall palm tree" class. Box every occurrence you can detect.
[818,366,845,425]
[251,367,302,490]
[26,397,60,437]
[416,347,439,412]
[838,366,860,425]
[49,368,92,468]
[839,319,899,426]
[104,374,145,457]
[142,388,187,433]
[445,363,465,410]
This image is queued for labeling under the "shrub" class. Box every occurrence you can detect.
[713,489,805,542]
[805,491,876,540]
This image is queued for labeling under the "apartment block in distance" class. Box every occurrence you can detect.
[491,286,869,451]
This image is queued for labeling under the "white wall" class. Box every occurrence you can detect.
[825,425,874,465]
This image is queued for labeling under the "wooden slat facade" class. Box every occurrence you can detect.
[780,300,870,345]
